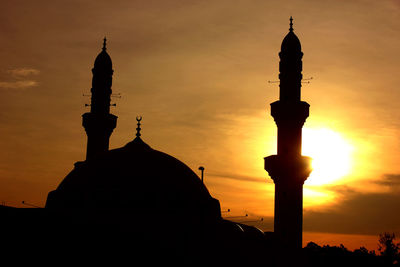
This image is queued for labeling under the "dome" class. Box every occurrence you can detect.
[44,135,270,263]
[46,136,221,225]
[280,31,301,53]
[280,17,302,53]
[94,49,112,70]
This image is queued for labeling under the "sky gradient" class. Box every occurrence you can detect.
[1,0,400,250]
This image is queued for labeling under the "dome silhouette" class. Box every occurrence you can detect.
[46,136,221,225]
[281,31,302,53]
[94,49,112,70]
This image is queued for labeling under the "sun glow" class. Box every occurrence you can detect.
[302,128,353,186]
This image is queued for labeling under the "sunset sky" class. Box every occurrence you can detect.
[1,0,400,250]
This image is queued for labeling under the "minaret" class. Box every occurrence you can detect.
[82,38,117,160]
[264,18,312,251]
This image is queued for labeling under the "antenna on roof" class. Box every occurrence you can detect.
[21,201,42,208]
[198,166,205,184]
[82,92,121,108]
[302,76,314,84]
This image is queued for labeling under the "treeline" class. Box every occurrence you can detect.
[303,232,400,266]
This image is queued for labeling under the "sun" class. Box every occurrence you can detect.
[302,128,353,186]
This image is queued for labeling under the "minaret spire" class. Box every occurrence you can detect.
[102,37,107,51]
[136,116,142,137]
[82,38,118,160]
[264,19,312,254]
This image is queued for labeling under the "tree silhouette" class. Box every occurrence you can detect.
[378,232,400,265]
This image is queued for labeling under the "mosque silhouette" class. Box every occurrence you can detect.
[1,18,311,266]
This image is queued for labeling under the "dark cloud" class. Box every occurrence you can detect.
[374,174,400,187]
[304,175,400,235]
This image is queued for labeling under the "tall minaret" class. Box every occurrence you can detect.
[264,18,312,251]
[82,38,117,160]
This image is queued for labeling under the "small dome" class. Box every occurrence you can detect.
[280,17,302,53]
[281,31,301,53]
[94,49,112,70]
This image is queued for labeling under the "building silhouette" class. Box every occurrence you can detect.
[82,38,117,160]
[43,37,271,265]
[265,17,312,252]
[1,18,312,266]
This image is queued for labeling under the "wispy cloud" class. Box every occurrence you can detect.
[0,68,40,89]
[7,68,40,77]
[207,172,266,183]
[0,80,38,89]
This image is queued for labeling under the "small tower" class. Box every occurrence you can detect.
[82,38,117,160]
[264,18,312,251]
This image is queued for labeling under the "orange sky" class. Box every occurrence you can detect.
[1,0,400,251]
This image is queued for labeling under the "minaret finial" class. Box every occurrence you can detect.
[102,37,107,51]
[136,116,142,137]
[289,16,293,32]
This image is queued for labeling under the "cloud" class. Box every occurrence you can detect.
[374,174,400,187]
[7,68,40,77]
[0,68,40,89]
[304,175,400,235]
[0,80,38,89]
[207,172,267,184]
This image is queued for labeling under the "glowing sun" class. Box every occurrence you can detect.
[302,128,353,186]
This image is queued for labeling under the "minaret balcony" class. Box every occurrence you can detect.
[270,100,309,126]
[264,155,312,184]
[82,113,117,134]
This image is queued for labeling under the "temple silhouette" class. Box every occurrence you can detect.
[1,18,311,266]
